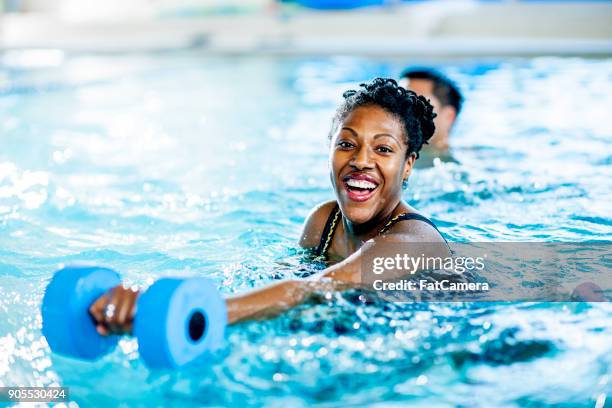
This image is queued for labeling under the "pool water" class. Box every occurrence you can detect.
[0,52,611,407]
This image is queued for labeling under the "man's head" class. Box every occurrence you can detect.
[399,68,463,151]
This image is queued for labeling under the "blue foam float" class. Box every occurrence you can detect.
[134,278,227,368]
[42,266,121,360]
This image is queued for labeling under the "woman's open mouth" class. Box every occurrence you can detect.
[342,174,380,202]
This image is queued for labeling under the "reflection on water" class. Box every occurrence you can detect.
[0,53,611,406]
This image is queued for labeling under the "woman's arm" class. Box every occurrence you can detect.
[88,250,363,333]
[226,242,364,324]
[226,232,448,323]
[89,238,369,332]
[90,233,448,332]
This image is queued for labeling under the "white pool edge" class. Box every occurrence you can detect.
[1,2,612,56]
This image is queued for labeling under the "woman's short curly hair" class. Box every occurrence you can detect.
[330,78,436,158]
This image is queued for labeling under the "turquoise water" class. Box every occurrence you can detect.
[0,52,611,406]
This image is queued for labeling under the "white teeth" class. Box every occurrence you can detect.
[346,179,377,189]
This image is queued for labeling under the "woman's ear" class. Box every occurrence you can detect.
[403,152,417,182]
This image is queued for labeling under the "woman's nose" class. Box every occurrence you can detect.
[350,146,373,169]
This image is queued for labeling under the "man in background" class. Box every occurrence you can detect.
[400,68,463,163]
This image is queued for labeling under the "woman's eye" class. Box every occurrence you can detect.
[338,141,354,149]
[376,146,393,153]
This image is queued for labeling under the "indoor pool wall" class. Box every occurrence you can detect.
[0,51,611,407]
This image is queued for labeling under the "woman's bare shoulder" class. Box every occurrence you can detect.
[299,200,338,249]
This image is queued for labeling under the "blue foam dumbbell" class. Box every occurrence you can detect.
[41,266,227,369]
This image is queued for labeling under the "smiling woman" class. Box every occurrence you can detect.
[302,78,444,258]
[87,78,449,331]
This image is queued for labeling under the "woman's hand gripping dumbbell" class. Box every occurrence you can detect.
[89,284,138,337]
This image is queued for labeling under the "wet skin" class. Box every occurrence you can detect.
[89,285,138,336]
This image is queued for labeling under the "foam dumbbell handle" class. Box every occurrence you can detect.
[42,266,122,360]
[134,278,227,369]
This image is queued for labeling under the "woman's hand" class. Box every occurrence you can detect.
[89,285,139,336]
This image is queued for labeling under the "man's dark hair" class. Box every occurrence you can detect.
[330,78,436,158]
[400,67,463,115]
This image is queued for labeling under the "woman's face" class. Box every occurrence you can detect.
[330,105,415,225]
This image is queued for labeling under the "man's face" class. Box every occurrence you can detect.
[401,78,441,118]
[400,77,455,150]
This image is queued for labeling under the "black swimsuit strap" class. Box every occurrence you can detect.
[315,204,341,257]
[379,212,442,236]
[315,204,445,258]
